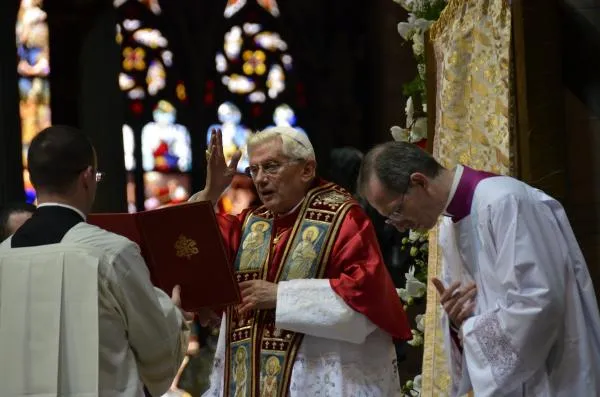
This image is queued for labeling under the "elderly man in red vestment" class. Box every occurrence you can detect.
[190,126,410,396]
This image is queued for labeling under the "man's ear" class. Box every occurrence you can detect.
[409,172,429,189]
[81,166,94,190]
[301,159,317,182]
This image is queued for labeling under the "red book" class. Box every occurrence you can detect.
[88,201,240,312]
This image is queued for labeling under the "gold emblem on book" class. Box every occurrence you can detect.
[175,234,199,259]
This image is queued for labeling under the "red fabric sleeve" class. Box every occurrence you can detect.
[327,205,412,340]
[212,211,246,316]
[215,210,249,264]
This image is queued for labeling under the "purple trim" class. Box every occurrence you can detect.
[446,166,497,223]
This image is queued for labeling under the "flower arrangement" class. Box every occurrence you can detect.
[391,1,448,395]
[390,0,447,148]
[396,230,428,396]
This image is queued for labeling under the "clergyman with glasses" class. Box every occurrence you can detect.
[357,141,600,396]
[0,125,191,396]
[190,126,411,396]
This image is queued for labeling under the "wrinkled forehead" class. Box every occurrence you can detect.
[248,137,285,164]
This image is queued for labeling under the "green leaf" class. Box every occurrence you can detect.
[402,74,426,99]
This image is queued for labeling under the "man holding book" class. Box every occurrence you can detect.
[190,127,411,396]
[0,125,189,397]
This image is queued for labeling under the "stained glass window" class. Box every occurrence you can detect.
[206,0,307,175]
[17,0,51,204]
[115,0,192,212]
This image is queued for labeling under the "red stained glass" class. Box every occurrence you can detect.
[131,101,143,114]
[251,105,262,118]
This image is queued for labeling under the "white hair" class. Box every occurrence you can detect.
[247,126,315,161]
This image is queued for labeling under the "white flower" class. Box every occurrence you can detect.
[413,374,422,388]
[415,314,425,332]
[412,31,425,56]
[410,375,422,397]
[411,117,427,141]
[397,21,415,41]
[408,229,420,242]
[396,287,411,303]
[391,125,410,142]
[405,266,427,298]
[392,0,415,11]
[405,96,414,126]
[409,13,435,32]
[407,329,424,347]
[397,13,433,41]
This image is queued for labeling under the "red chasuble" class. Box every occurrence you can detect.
[217,178,411,341]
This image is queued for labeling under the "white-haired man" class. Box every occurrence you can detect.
[191,127,411,396]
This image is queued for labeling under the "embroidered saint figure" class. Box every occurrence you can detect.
[233,346,248,397]
[261,355,281,397]
[239,221,269,271]
[287,226,319,279]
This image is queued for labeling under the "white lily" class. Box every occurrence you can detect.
[407,329,424,347]
[411,374,422,395]
[408,229,421,242]
[392,0,415,11]
[396,287,412,303]
[411,117,428,141]
[415,314,425,332]
[410,12,435,32]
[405,266,427,298]
[397,21,415,41]
[412,31,425,56]
[391,125,411,142]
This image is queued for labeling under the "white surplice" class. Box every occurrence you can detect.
[0,223,187,397]
[439,175,600,396]
[203,279,401,396]
[0,244,99,397]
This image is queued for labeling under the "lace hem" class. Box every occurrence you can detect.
[288,353,401,396]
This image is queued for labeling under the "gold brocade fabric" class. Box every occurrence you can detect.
[422,0,513,396]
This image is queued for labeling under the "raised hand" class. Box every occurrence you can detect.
[199,128,241,202]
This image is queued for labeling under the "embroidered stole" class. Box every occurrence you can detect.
[223,183,355,397]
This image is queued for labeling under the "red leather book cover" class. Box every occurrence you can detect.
[86,212,156,283]
[88,201,240,311]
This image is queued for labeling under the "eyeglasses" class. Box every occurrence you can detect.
[245,160,300,179]
[73,166,105,183]
[384,194,407,224]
